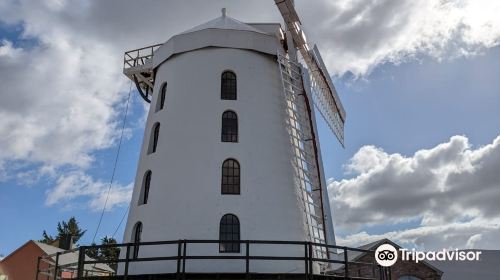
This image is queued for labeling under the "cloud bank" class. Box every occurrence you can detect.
[329,135,500,250]
[1,0,499,211]
[0,0,133,210]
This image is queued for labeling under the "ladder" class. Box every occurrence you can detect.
[277,53,328,260]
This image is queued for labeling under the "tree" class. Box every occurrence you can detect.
[86,237,120,271]
[39,230,56,244]
[86,242,99,259]
[99,236,120,271]
[39,217,86,246]
[56,217,86,243]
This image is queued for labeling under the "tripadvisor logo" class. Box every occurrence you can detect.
[375,244,398,267]
[375,243,482,267]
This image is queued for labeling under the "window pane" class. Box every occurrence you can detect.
[160,84,166,110]
[221,111,238,143]
[219,214,240,253]
[143,171,151,204]
[151,123,160,153]
[221,159,240,194]
[133,222,142,259]
[157,82,167,112]
[221,71,237,100]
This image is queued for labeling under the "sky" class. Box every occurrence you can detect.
[0,0,499,257]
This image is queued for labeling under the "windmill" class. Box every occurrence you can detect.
[120,1,346,275]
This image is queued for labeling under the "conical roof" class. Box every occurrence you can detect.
[180,8,267,35]
[150,8,280,69]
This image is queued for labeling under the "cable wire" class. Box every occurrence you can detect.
[112,204,130,239]
[91,81,133,243]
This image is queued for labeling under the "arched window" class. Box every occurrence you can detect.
[219,214,240,253]
[132,222,142,259]
[140,171,152,205]
[221,111,238,142]
[222,159,240,194]
[156,82,167,112]
[149,123,160,154]
[221,71,236,100]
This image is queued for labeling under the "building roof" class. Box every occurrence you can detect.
[1,240,114,273]
[180,9,267,36]
[334,238,442,275]
[33,241,114,272]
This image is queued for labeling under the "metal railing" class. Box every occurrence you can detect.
[36,239,382,280]
[123,44,162,70]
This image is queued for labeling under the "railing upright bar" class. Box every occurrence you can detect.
[182,240,187,280]
[304,244,308,280]
[176,240,182,279]
[343,247,349,280]
[245,241,250,279]
[36,256,41,280]
[308,242,313,279]
[54,252,60,280]
[124,243,130,279]
[76,246,86,278]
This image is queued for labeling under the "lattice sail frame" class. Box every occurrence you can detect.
[275,0,346,147]
[277,54,328,260]
[301,47,345,147]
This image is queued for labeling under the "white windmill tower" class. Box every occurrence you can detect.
[120,1,345,276]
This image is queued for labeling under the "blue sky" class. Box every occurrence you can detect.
[1,0,499,257]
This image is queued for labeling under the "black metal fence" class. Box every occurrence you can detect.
[36,240,382,280]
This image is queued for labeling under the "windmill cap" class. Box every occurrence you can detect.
[178,9,266,35]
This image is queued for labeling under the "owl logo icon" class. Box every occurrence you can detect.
[375,244,398,267]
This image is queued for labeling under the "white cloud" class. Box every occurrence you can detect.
[46,171,132,211]
[329,135,500,250]
[0,161,6,182]
[0,40,22,58]
[0,35,125,167]
[297,0,500,76]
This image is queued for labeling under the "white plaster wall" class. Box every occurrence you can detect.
[121,47,309,274]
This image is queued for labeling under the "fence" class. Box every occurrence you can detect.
[36,239,382,280]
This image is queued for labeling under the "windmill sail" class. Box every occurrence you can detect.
[275,0,346,147]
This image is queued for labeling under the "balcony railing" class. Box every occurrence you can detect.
[36,239,382,280]
[123,44,162,70]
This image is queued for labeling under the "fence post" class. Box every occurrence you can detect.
[54,252,60,280]
[77,246,86,278]
[343,247,349,280]
[124,243,131,279]
[245,241,250,279]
